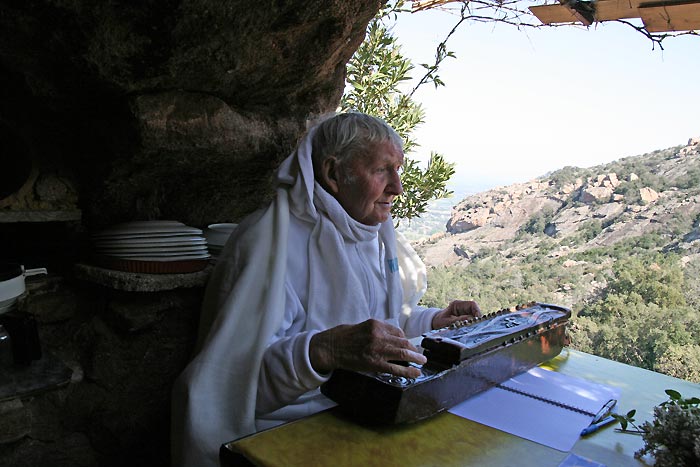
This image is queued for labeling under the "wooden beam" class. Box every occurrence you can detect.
[529,4,581,24]
[559,0,595,24]
[595,0,645,20]
[639,1,700,31]
[531,0,700,31]
[530,0,642,24]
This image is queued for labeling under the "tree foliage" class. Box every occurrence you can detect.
[421,234,700,383]
[340,5,454,223]
[521,207,555,235]
[567,254,700,377]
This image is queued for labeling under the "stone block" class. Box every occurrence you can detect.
[0,399,30,444]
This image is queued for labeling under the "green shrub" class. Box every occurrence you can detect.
[521,207,555,235]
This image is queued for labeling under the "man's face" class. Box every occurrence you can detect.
[334,140,404,226]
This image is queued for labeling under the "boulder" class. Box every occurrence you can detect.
[446,207,491,233]
[639,187,660,204]
[578,186,613,204]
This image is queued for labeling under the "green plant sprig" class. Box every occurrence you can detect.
[612,408,645,435]
[611,389,700,466]
[613,389,700,435]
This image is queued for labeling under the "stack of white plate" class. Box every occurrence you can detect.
[91,221,211,273]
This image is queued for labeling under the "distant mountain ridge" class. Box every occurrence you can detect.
[396,191,468,242]
[414,136,700,269]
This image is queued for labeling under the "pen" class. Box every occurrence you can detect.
[591,399,617,424]
[580,415,617,436]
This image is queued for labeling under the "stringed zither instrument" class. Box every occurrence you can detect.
[321,302,571,424]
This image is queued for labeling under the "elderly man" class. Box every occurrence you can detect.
[172,113,481,467]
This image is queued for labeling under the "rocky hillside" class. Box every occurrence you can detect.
[416,136,700,271]
[412,137,700,384]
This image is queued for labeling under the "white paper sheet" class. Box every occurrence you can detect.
[448,367,620,451]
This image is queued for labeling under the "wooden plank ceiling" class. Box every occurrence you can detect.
[411,0,700,32]
[529,0,700,32]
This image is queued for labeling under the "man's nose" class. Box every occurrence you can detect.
[388,169,403,196]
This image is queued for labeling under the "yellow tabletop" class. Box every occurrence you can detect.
[221,349,700,467]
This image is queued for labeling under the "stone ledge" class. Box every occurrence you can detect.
[0,352,72,403]
[74,263,213,292]
[0,210,82,223]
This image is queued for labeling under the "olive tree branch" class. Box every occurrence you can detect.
[408,0,699,90]
[615,18,700,51]
[406,0,572,98]
[408,3,469,97]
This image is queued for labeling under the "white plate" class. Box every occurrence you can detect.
[92,232,204,240]
[101,251,210,258]
[100,249,210,257]
[93,236,207,247]
[92,221,202,238]
[101,253,211,261]
[95,245,207,253]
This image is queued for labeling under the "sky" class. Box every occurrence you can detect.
[389,4,700,193]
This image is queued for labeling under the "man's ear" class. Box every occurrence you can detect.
[319,156,340,194]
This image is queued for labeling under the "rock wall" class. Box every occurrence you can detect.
[0,1,381,465]
[420,137,700,267]
[1,0,379,228]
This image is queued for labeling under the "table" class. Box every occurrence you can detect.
[221,349,700,466]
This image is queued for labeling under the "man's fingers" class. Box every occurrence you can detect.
[394,347,427,366]
[471,301,483,317]
[327,319,430,377]
[377,360,423,379]
[373,335,426,365]
[452,300,482,318]
[378,322,407,339]
[388,362,422,379]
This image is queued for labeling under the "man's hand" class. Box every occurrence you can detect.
[431,300,482,330]
[309,319,426,379]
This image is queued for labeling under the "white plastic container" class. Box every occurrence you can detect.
[0,265,47,314]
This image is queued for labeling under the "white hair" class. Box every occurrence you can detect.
[310,113,403,182]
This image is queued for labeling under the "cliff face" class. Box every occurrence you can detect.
[417,137,700,268]
[0,0,380,228]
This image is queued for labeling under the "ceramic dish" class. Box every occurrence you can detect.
[93,236,207,247]
[92,221,202,238]
[95,245,209,254]
[93,256,210,274]
[92,231,203,240]
[0,266,47,302]
[100,253,211,261]
[205,223,238,246]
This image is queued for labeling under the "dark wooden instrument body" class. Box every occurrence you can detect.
[320,302,571,424]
